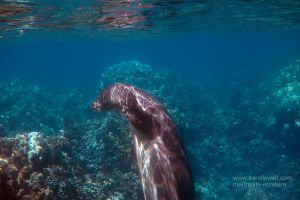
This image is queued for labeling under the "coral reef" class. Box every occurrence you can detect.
[0,132,73,200]
[0,79,92,137]
[190,58,300,199]
[0,129,141,200]
[0,59,300,199]
[268,59,300,157]
[0,79,61,136]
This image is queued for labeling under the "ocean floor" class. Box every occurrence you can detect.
[0,59,300,200]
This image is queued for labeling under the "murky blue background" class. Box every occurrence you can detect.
[2,30,300,96]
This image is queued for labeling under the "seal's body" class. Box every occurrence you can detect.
[92,82,195,200]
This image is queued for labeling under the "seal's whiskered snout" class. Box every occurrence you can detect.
[92,101,103,110]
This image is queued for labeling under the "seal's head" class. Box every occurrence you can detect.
[92,85,112,110]
[92,82,129,111]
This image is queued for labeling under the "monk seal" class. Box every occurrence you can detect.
[92,82,195,200]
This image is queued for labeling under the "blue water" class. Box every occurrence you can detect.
[2,30,300,95]
[1,1,300,200]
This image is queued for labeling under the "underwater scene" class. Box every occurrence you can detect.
[1,0,300,200]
